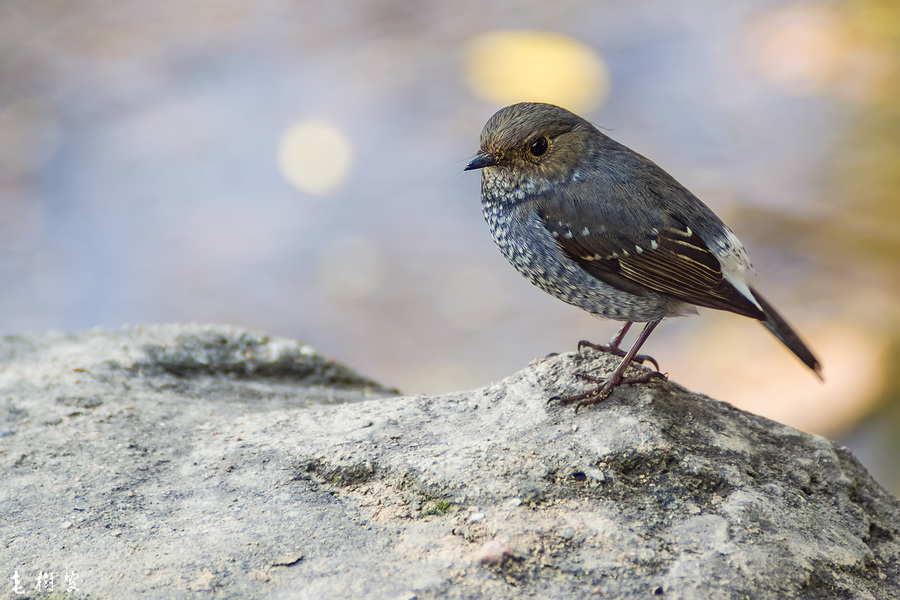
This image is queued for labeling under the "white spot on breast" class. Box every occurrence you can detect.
[581,227,590,236]
[564,230,573,239]
[635,245,643,253]
[650,240,659,250]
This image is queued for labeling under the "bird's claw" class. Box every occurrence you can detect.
[554,370,668,410]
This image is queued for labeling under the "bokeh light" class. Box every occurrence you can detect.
[742,4,849,95]
[666,314,887,435]
[277,119,353,195]
[463,30,609,114]
[739,1,894,103]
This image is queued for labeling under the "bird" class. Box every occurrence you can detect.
[464,102,822,408]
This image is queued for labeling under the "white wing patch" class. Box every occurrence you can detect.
[715,227,761,310]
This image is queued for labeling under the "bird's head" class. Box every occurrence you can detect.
[465,102,595,186]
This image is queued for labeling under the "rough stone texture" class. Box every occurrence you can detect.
[1,324,898,599]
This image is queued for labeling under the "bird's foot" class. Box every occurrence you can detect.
[551,369,668,410]
[576,339,660,371]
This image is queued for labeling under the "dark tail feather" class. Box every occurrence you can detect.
[750,286,823,380]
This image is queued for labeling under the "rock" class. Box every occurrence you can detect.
[477,539,512,566]
[1,324,898,599]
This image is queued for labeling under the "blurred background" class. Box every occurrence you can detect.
[0,0,897,492]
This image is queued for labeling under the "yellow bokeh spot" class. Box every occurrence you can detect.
[277,119,353,195]
[464,30,609,114]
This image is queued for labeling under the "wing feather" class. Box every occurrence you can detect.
[537,204,765,320]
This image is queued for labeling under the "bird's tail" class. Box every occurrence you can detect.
[750,286,823,380]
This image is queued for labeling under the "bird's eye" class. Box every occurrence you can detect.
[529,137,549,157]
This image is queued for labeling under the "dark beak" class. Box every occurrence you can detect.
[464,152,497,171]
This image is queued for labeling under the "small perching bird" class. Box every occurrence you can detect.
[465,102,822,408]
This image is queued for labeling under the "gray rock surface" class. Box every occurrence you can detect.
[1,324,898,599]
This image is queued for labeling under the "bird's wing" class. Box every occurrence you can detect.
[536,201,765,320]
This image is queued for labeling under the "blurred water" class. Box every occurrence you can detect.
[1,1,897,488]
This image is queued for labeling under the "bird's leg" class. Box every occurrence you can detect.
[578,321,631,353]
[577,321,660,371]
[557,319,667,409]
